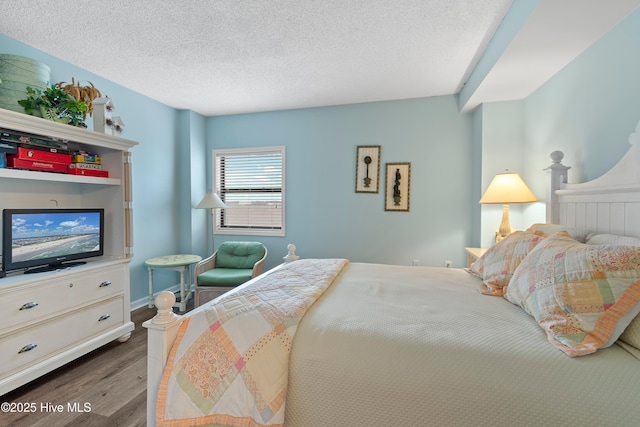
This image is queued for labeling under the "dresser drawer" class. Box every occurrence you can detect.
[0,296,125,379]
[0,263,126,331]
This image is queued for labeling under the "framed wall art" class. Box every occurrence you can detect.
[385,162,411,211]
[355,145,381,193]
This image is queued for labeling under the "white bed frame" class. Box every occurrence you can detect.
[546,144,640,237]
[144,140,640,426]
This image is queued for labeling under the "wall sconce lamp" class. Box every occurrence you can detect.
[479,171,537,242]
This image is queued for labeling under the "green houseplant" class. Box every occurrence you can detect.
[18,84,87,127]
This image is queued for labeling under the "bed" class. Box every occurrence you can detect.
[144,136,640,426]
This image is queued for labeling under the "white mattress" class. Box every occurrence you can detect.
[285,262,640,426]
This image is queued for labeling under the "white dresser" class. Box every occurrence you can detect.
[0,259,133,395]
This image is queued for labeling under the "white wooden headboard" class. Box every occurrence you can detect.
[546,143,640,238]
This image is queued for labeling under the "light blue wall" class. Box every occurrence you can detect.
[208,96,474,269]
[477,100,546,248]
[473,6,640,242]
[469,106,484,248]
[523,7,640,187]
[177,110,209,257]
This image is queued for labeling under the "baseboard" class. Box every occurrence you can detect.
[130,283,182,311]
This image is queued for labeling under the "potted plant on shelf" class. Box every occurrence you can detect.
[56,78,102,118]
[18,84,88,127]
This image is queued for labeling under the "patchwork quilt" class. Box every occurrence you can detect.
[156,258,349,427]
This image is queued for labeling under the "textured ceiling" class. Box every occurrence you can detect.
[0,1,638,116]
[0,0,512,115]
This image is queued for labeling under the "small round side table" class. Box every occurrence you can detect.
[145,254,202,312]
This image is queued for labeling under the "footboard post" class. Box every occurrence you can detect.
[283,243,299,263]
[143,291,183,427]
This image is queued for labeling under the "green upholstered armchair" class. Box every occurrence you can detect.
[194,241,268,307]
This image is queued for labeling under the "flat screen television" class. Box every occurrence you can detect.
[2,208,104,274]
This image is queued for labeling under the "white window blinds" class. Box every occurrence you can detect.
[213,146,285,236]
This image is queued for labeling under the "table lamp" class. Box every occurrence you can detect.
[479,171,537,242]
[196,192,227,249]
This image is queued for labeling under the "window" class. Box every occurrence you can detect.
[213,146,285,236]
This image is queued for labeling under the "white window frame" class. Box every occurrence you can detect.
[212,146,285,237]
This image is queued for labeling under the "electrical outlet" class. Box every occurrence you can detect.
[445,260,452,268]
[412,259,420,266]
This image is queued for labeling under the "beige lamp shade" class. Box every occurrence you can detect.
[480,171,537,242]
[196,192,227,209]
[197,193,227,253]
[479,171,537,204]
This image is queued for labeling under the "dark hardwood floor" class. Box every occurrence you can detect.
[1,305,160,427]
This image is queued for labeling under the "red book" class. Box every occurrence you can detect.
[14,147,72,165]
[67,167,109,178]
[7,157,68,173]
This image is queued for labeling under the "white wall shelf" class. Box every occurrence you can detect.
[0,168,121,185]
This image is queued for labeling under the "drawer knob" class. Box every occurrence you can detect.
[98,314,111,322]
[19,302,39,310]
[99,280,112,287]
[18,343,37,354]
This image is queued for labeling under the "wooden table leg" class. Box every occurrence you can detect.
[148,267,154,308]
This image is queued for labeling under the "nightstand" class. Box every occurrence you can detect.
[464,247,488,267]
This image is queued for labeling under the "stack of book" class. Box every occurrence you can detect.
[1,130,71,173]
[68,151,108,178]
[0,129,109,178]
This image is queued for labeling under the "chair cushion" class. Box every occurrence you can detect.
[216,241,266,269]
[198,268,254,287]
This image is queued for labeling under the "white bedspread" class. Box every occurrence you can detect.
[284,263,640,426]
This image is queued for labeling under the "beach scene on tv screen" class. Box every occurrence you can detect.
[11,212,101,262]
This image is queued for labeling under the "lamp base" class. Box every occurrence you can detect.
[495,204,513,243]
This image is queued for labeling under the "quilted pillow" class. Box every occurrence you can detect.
[505,232,640,357]
[585,234,640,349]
[584,233,640,350]
[526,223,590,243]
[469,230,546,296]
[586,233,640,247]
